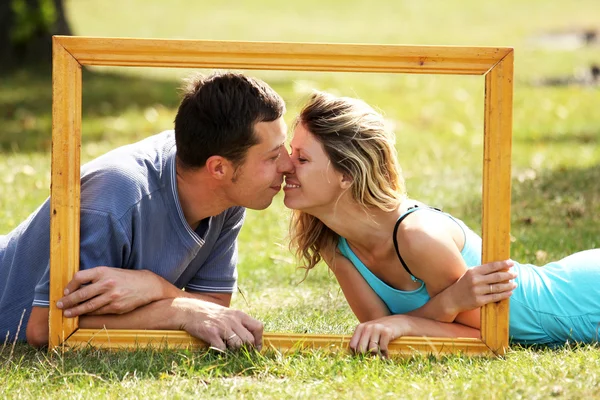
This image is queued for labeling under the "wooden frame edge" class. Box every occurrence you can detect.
[65,330,493,356]
[49,37,82,349]
[481,49,514,355]
[54,35,510,74]
[49,36,513,357]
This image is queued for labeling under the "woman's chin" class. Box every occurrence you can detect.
[283,196,302,211]
[282,196,294,209]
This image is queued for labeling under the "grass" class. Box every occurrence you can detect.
[1,0,600,398]
[2,344,600,398]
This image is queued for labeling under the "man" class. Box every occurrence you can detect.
[0,72,293,350]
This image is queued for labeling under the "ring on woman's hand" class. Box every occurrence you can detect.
[369,340,379,345]
[489,284,493,294]
[226,333,238,341]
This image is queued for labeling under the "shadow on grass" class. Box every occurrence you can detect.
[0,66,181,153]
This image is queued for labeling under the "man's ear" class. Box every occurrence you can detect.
[340,173,353,190]
[205,155,233,180]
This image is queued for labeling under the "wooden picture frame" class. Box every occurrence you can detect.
[50,36,513,356]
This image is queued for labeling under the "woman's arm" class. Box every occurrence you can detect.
[395,211,515,328]
[319,238,498,357]
[321,245,390,323]
[406,260,516,327]
[349,313,480,356]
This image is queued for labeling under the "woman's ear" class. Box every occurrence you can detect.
[340,173,353,190]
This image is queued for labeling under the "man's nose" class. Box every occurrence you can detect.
[277,150,294,174]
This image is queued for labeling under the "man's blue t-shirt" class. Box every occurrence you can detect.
[0,131,244,341]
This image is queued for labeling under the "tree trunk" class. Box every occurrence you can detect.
[0,0,72,70]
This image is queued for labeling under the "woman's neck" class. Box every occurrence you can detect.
[307,199,408,252]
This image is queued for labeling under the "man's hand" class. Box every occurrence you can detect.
[174,298,263,351]
[56,267,165,317]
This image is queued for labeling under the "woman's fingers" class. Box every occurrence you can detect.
[484,270,518,285]
[484,290,513,304]
[378,328,392,358]
[350,323,389,355]
[350,317,406,357]
[488,281,518,294]
[349,325,363,353]
[356,326,374,353]
[367,331,381,354]
[478,259,515,275]
[350,324,376,354]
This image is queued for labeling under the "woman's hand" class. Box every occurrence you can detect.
[56,267,166,317]
[349,315,409,358]
[447,259,517,315]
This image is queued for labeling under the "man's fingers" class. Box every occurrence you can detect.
[63,269,99,296]
[208,336,227,352]
[223,315,264,351]
[224,331,244,350]
[57,283,105,311]
[242,316,264,350]
[226,326,252,350]
[62,293,112,317]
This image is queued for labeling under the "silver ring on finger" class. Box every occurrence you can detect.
[489,284,493,294]
[226,333,238,341]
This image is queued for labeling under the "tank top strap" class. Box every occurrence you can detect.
[392,204,443,281]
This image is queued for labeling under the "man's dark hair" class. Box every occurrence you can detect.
[174,72,285,169]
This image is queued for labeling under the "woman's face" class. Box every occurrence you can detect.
[283,123,348,212]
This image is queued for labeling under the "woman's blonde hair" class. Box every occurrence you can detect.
[289,91,407,272]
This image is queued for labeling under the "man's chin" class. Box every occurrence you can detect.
[246,198,273,211]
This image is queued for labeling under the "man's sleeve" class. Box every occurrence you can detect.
[184,207,245,294]
[33,209,130,306]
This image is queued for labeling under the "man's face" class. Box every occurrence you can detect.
[226,117,293,210]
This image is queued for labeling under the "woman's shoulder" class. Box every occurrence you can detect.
[395,205,459,254]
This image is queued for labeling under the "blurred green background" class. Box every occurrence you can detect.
[2,2,600,398]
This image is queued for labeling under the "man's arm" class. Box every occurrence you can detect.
[26,297,262,350]
[26,307,50,348]
[56,267,231,317]
[57,207,245,317]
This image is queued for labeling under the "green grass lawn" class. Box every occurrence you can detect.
[2,0,600,398]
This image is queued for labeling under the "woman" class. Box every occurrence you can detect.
[284,91,600,356]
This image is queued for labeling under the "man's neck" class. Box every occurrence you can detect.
[175,165,233,229]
